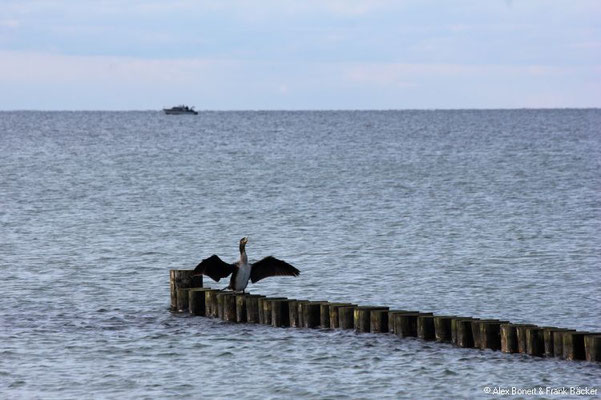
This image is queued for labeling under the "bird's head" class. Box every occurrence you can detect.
[239,236,249,252]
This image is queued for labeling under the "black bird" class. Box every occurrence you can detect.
[192,237,300,292]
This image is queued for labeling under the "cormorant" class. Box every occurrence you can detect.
[192,237,300,292]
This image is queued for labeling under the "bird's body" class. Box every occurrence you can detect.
[193,237,299,292]
[231,262,252,291]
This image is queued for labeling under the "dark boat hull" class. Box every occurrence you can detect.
[163,109,198,115]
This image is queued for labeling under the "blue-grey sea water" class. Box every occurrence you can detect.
[1,110,600,399]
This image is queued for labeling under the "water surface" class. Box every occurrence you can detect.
[1,110,600,399]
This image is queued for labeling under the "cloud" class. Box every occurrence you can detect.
[0,19,20,28]
[344,62,548,83]
[1,50,599,109]
[571,41,601,49]
[1,0,401,19]
[0,51,231,84]
[1,1,600,109]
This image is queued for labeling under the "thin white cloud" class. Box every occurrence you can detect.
[0,19,20,28]
[571,41,601,49]
[1,0,403,18]
[0,51,233,83]
[344,62,587,85]
[2,50,599,109]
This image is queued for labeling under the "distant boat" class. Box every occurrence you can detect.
[163,105,198,115]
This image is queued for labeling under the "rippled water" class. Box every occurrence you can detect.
[1,110,600,399]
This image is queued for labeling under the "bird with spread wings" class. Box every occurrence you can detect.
[192,237,300,292]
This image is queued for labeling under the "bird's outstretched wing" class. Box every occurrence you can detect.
[193,254,236,282]
[250,256,300,283]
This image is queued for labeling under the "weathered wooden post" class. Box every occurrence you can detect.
[389,311,420,335]
[287,300,304,328]
[223,293,237,322]
[189,288,211,316]
[296,301,310,328]
[450,316,471,345]
[553,329,575,358]
[216,292,237,320]
[245,294,264,323]
[501,324,518,353]
[176,288,191,312]
[302,302,322,328]
[471,320,484,349]
[319,302,331,328]
[272,299,292,328]
[204,289,220,318]
[515,324,537,353]
[370,309,390,333]
[260,297,287,325]
[525,326,545,357]
[545,328,576,358]
[393,313,426,338]
[338,306,357,330]
[170,270,202,311]
[393,313,418,338]
[417,315,436,341]
[235,294,248,323]
[584,335,601,362]
[353,307,369,333]
[480,321,507,351]
[453,318,476,348]
[329,303,355,329]
[216,292,227,319]
[433,316,454,342]
[563,331,588,361]
[354,306,388,333]
[543,327,557,357]
[258,297,267,324]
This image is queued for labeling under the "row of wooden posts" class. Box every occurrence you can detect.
[170,270,600,363]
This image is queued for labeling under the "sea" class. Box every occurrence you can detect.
[1,110,600,399]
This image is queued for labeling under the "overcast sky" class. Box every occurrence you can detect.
[1,0,599,110]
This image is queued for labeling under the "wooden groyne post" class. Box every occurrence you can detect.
[389,310,418,335]
[288,299,306,328]
[328,303,355,329]
[189,288,212,316]
[501,323,518,353]
[245,294,264,323]
[417,315,436,341]
[434,316,454,343]
[479,320,509,351]
[338,305,357,329]
[301,301,324,328]
[271,299,292,327]
[169,270,600,364]
[260,297,287,325]
[223,293,237,322]
[515,324,537,353]
[525,326,545,357]
[170,270,202,312]
[563,331,589,361]
[235,294,248,323]
[371,309,390,333]
[452,317,475,348]
[204,289,220,318]
[584,335,601,362]
[392,312,433,338]
[354,306,388,333]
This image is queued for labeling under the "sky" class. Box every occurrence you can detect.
[0,0,600,110]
